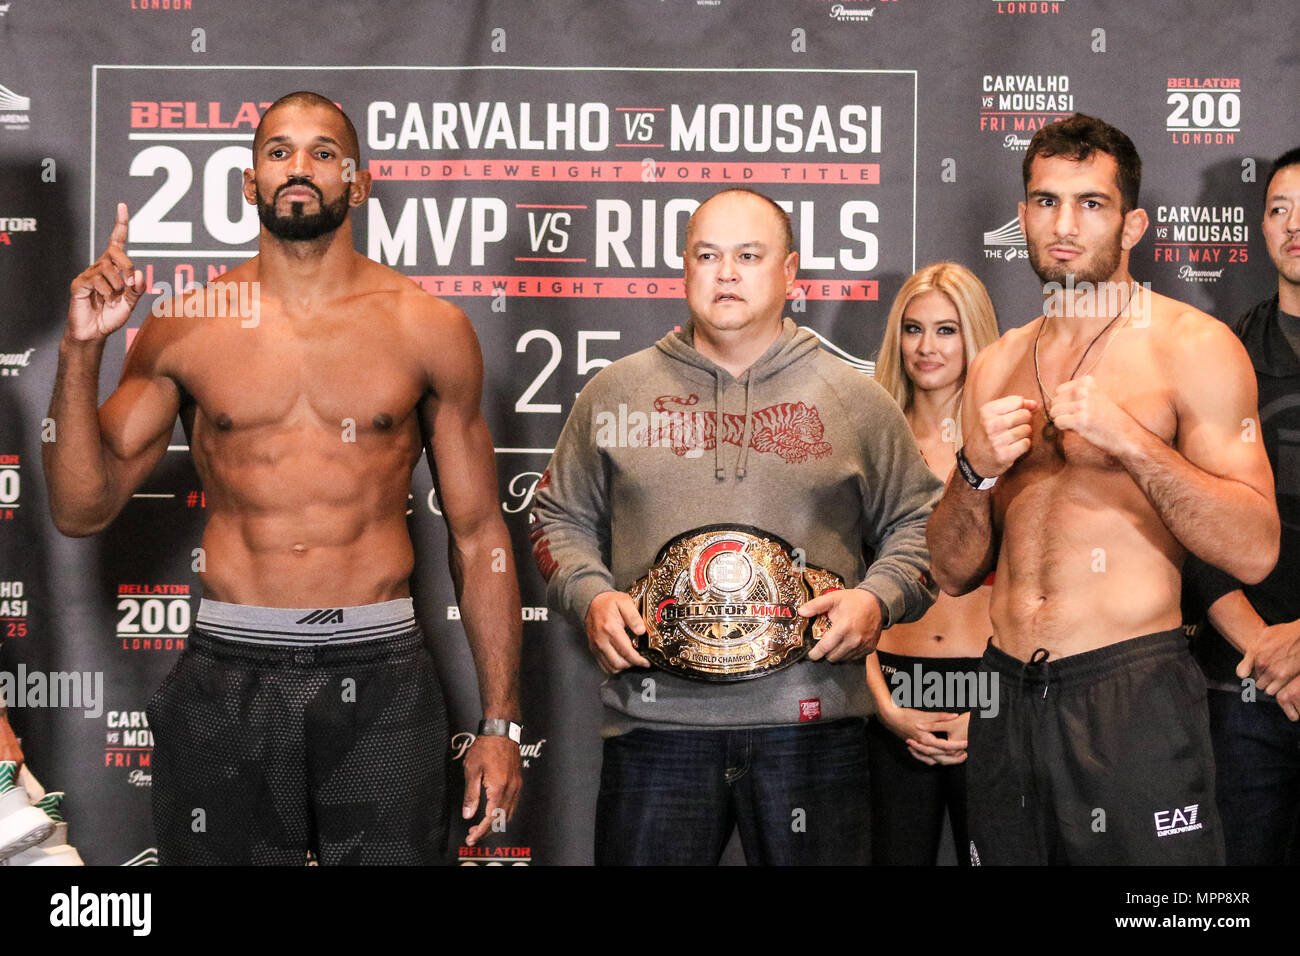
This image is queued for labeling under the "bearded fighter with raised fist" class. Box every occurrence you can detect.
[927,114,1278,865]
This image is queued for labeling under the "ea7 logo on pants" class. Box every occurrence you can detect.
[1154,804,1203,837]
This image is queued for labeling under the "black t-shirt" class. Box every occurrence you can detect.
[1186,295,1300,682]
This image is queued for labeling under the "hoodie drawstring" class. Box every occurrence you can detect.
[714,369,757,481]
[736,370,755,480]
[714,371,725,481]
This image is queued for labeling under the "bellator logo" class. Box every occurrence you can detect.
[458,845,532,865]
[115,584,191,651]
[630,526,843,680]
[657,538,794,627]
[1165,77,1241,146]
[0,454,19,520]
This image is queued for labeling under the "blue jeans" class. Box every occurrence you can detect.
[595,718,870,865]
[1207,689,1300,865]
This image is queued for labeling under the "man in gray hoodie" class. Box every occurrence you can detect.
[530,187,942,864]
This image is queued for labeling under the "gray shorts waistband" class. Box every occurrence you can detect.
[195,598,417,646]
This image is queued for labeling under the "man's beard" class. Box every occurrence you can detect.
[1027,224,1124,288]
[256,179,349,241]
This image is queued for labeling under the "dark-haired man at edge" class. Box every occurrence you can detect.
[1186,146,1300,865]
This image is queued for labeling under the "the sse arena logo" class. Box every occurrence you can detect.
[0,82,30,131]
[1165,77,1241,146]
[0,580,26,640]
[982,217,1028,263]
[1152,203,1247,284]
[0,454,19,520]
[800,326,875,376]
[979,74,1074,147]
[115,584,191,651]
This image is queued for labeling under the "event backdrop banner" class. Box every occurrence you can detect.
[0,0,1295,865]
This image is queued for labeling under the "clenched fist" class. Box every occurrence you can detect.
[963,394,1038,478]
[1050,375,1138,458]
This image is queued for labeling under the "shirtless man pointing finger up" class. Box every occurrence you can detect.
[43,92,523,864]
[928,114,1279,865]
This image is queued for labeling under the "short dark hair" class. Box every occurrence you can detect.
[253,91,360,165]
[1022,113,1142,213]
[1267,146,1300,194]
[686,187,795,256]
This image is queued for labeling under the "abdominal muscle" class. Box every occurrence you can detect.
[189,420,423,608]
[989,465,1183,661]
[198,513,416,608]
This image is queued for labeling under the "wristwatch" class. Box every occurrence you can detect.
[477,718,522,743]
[955,448,997,491]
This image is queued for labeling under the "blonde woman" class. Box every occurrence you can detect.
[869,262,999,865]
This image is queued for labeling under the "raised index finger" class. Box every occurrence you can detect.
[108,202,130,249]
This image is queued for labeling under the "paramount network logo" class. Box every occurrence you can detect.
[0,349,34,377]
[449,731,547,767]
[829,3,875,20]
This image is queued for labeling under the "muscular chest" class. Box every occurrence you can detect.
[994,337,1178,498]
[170,315,426,436]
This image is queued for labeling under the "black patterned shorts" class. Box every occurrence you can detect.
[147,601,449,865]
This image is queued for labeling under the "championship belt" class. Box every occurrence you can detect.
[626,524,844,682]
